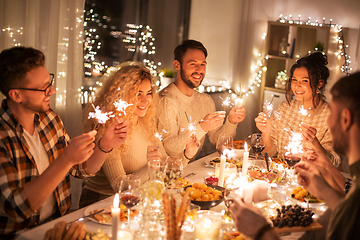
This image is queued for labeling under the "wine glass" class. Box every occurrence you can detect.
[216,134,234,157]
[119,175,141,228]
[250,133,265,159]
[164,157,183,187]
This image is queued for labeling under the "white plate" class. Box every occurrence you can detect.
[84,201,112,225]
[285,188,325,208]
[204,158,217,167]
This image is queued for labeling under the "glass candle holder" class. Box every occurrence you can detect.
[194,210,222,240]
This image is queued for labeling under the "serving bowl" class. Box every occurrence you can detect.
[184,184,228,210]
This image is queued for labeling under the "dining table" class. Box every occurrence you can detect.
[17,152,318,240]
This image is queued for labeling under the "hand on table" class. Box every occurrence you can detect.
[45,221,86,240]
[228,105,246,124]
[147,145,162,161]
[199,111,226,132]
[255,112,272,134]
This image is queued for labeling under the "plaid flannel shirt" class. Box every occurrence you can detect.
[0,100,92,236]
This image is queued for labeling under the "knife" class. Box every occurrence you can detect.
[67,209,104,225]
[264,152,270,172]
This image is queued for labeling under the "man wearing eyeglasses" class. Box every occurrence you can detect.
[0,47,129,238]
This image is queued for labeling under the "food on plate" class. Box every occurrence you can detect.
[291,186,323,203]
[233,140,245,149]
[223,232,252,240]
[45,221,87,240]
[85,229,110,240]
[270,204,315,228]
[171,177,191,188]
[210,158,242,168]
[270,157,288,168]
[247,170,282,183]
[90,204,138,223]
[185,182,223,201]
[204,176,219,185]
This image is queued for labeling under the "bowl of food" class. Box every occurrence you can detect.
[184,183,228,210]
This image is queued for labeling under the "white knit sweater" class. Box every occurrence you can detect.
[157,83,238,158]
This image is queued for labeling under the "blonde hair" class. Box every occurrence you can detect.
[84,61,158,152]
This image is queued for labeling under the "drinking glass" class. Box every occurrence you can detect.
[164,157,183,186]
[216,134,234,157]
[119,175,141,228]
[250,133,265,159]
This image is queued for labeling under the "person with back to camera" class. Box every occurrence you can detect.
[79,62,199,208]
[229,72,360,240]
[157,40,246,160]
[255,52,340,167]
[0,47,129,239]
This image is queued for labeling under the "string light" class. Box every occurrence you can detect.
[277,14,352,76]
[123,24,161,78]
[1,27,23,47]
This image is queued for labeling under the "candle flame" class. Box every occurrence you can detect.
[113,193,119,208]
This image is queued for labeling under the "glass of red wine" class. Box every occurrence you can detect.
[119,175,141,228]
[250,133,265,160]
[284,154,301,168]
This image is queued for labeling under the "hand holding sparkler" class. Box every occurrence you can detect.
[100,118,130,151]
[184,132,200,159]
[254,112,272,134]
[199,112,225,132]
[228,105,246,124]
[147,145,162,161]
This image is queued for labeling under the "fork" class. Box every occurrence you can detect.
[67,209,104,226]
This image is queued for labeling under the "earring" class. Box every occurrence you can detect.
[316,88,321,94]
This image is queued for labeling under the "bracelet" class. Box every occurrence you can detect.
[254,223,272,240]
[98,138,113,153]
[344,178,352,194]
[183,149,192,160]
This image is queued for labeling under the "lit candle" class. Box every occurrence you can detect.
[242,142,249,178]
[194,211,222,240]
[118,230,133,240]
[218,155,226,187]
[112,193,120,240]
[253,180,269,203]
[243,181,254,204]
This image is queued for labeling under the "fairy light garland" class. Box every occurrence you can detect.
[123,24,162,78]
[200,14,353,102]
[1,27,23,47]
[83,4,122,77]
[277,15,352,76]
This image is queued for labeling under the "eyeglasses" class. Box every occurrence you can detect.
[12,74,54,95]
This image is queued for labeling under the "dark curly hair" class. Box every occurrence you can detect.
[0,46,45,98]
[174,39,208,64]
[285,52,329,108]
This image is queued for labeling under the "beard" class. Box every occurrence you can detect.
[21,97,50,113]
[333,132,348,156]
[180,65,204,89]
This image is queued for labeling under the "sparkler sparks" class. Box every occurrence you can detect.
[113,99,133,115]
[285,132,303,156]
[263,100,274,117]
[155,129,167,142]
[220,96,233,108]
[88,104,114,124]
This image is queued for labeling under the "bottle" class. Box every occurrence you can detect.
[278,38,290,56]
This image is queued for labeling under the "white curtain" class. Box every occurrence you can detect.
[0,0,85,137]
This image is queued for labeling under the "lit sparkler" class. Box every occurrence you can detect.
[220,96,234,109]
[285,132,303,156]
[113,99,133,115]
[154,129,167,142]
[88,104,114,124]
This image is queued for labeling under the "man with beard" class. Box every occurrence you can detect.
[157,40,246,159]
[0,47,129,238]
[228,72,360,240]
